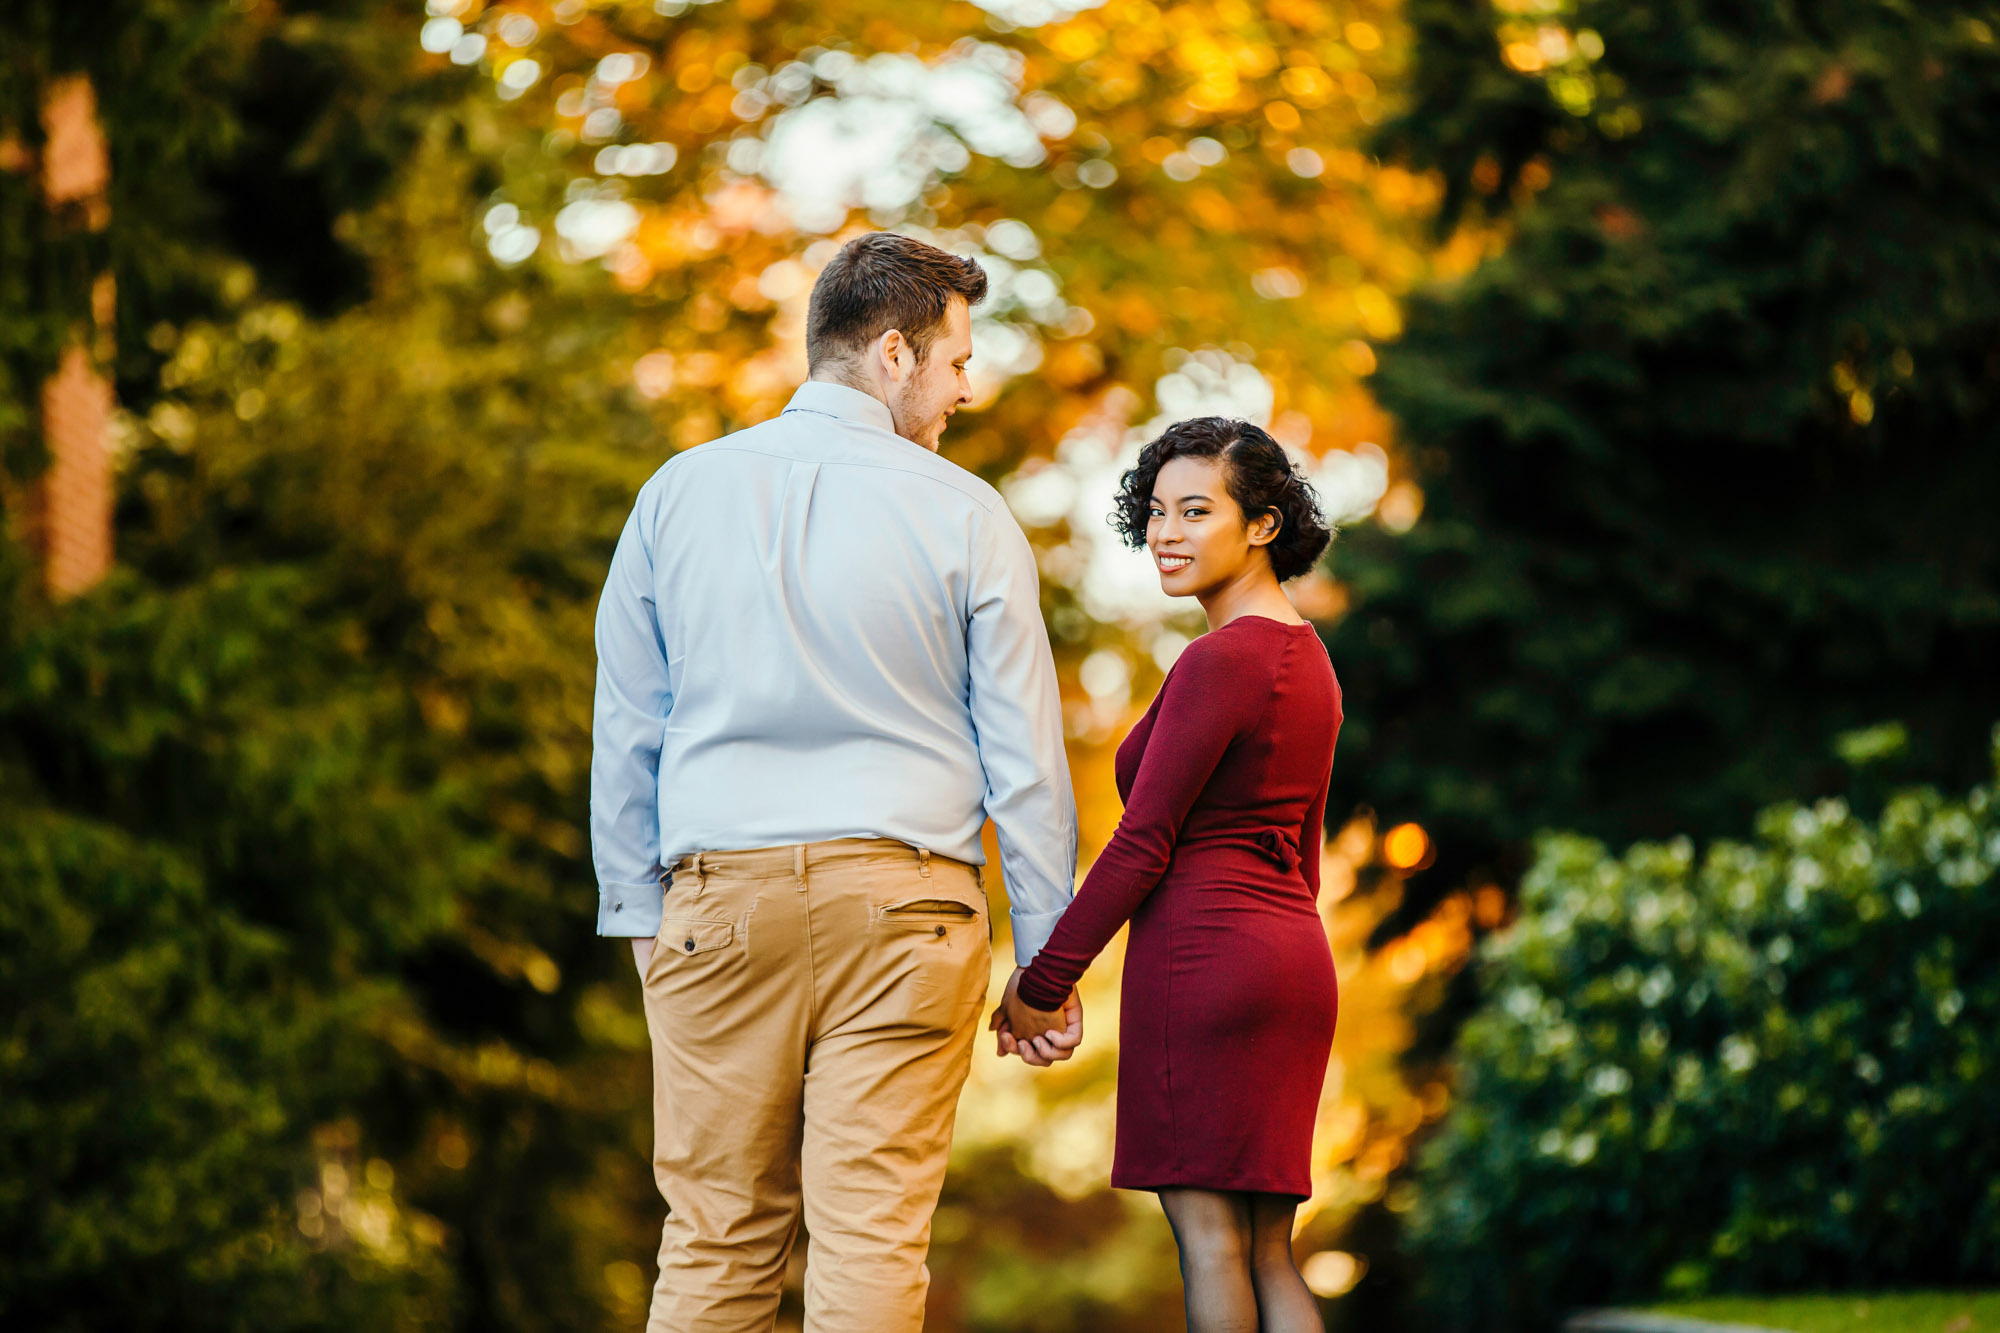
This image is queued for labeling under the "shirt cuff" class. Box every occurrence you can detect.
[598,877,664,937]
[1008,904,1067,968]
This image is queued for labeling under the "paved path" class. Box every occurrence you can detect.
[1567,1312,1787,1333]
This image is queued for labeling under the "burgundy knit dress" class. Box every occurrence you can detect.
[1017,616,1341,1197]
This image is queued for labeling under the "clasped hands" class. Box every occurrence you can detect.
[988,967,1083,1066]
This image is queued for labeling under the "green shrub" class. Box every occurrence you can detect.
[1409,729,2000,1331]
[0,557,459,1330]
[0,808,452,1332]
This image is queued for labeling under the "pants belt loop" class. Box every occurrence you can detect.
[691,851,707,897]
[794,843,807,889]
[917,847,932,878]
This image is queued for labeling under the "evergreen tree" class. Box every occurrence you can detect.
[1329,0,2000,903]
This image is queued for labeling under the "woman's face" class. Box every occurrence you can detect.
[1145,455,1278,597]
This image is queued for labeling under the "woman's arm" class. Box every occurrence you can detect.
[1302,666,1341,902]
[1299,773,1329,902]
[1015,634,1271,1010]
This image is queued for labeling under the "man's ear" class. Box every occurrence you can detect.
[878,328,913,383]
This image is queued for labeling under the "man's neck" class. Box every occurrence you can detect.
[807,367,887,408]
[805,370,922,446]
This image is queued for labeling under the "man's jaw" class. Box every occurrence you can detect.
[921,408,952,450]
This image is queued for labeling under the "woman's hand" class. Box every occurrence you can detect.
[989,967,1083,1066]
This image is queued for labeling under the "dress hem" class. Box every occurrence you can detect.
[1112,1172,1311,1199]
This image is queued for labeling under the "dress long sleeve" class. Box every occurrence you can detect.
[1016,634,1272,1010]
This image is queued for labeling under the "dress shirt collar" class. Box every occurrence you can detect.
[783,380,898,436]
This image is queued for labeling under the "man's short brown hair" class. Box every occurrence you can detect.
[805,232,988,370]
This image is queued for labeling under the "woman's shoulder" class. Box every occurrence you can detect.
[1172,618,1297,679]
[1201,619,1341,702]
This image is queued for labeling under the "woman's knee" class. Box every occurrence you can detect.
[1250,1240,1301,1283]
[1160,1192,1252,1271]
[1246,1197,1302,1273]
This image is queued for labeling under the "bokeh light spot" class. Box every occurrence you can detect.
[1383,822,1429,870]
[1302,1249,1366,1297]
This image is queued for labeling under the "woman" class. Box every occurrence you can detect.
[996,417,1342,1333]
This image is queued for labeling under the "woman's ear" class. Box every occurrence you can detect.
[1247,507,1282,548]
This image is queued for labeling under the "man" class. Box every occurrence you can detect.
[591,231,1083,1333]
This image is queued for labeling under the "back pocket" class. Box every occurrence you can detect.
[874,894,987,1032]
[660,918,735,955]
[645,917,739,997]
[877,898,980,926]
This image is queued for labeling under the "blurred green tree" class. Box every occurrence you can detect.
[1328,0,2000,906]
[3,2,665,1327]
[0,0,446,461]
[2,163,667,1328]
[0,548,459,1331]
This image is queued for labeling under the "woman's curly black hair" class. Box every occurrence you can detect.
[1110,417,1333,582]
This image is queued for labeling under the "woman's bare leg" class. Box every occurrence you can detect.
[1158,1188,1259,1332]
[1247,1193,1323,1332]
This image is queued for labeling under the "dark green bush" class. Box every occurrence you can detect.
[0,806,454,1332]
[1410,729,2000,1331]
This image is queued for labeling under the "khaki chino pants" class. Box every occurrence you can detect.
[641,838,991,1333]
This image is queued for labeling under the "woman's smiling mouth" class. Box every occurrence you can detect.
[1157,553,1193,573]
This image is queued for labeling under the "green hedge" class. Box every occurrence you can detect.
[1409,729,2000,1331]
[0,806,452,1331]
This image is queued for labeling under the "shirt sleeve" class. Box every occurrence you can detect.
[1016,633,1271,1009]
[591,490,673,938]
[965,504,1079,966]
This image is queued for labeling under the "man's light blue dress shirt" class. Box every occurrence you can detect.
[591,381,1078,965]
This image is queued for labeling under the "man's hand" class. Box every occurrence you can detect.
[630,936,653,978]
[989,968,1083,1066]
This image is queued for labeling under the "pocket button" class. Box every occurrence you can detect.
[684,938,696,952]
[933,925,946,937]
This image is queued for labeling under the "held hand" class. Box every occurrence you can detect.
[630,936,653,978]
[989,969,1084,1065]
[997,967,1067,1043]
[1019,987,1083,1065]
